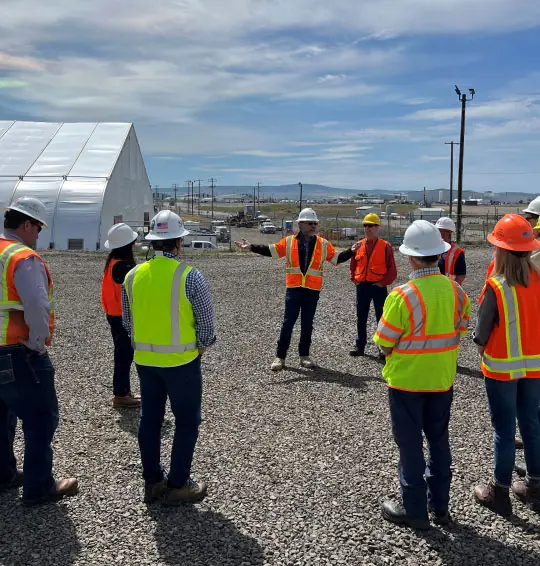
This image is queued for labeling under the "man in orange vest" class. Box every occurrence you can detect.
[236,208,354,370]
[435,217,466,285]
[0,197,78,505]
[349,213,397,358]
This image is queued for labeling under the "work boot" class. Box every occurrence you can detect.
[514,462,527,478]
[0,470,23,491]
[474,481,512,517]
[381,500,430,530]
[271,357,285,371]
[24,477,79,505]
[300,356,315,369]
[113,392,141,408]
[515,436,524,449]
[144,478,167,503]
[512,478,540,512]
[163,478,207,506]
[349,347,365,357]
[428,505,452,526]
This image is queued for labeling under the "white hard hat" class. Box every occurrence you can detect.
[6,196,48,228]
[297,208,319,222]
[145,210,189,241]
[435,217,456,232]
[104,223,138,250]
[522,196,540,216]
[399,220,451,257]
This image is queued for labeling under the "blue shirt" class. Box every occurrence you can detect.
[121,252,216,348]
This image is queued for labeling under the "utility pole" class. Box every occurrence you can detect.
[209,178,216,219]
[191,181,195,215]
[184,181,191,215]
[257,182,261,213]
[173,184,178,211]
[194,179,202,216]
[445,141,459,217]
[423,186,427,207]
[252,186,256,218]
[455,85,475,243]
[299,182,303,211]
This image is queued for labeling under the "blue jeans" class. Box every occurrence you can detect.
[389,387,453,519]
[276,288,320,358]
[137,357,202,487]
[0,345,58,501]
[485,377,540,487]
[355,282,387,350]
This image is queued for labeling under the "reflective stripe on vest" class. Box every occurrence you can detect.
[125,262,197,354]
[393,281,465,353]
[444,243,462,277]
[482,276,540,379]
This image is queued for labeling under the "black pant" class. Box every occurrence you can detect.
[355,282,388,350]
[276,288,320,358]
[107,315,134,396]
[389,387,454,519]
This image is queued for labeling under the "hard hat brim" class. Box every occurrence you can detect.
[145,227,190,240]
[5,204,49,228]
[487,233,540,252]
[104,231,138,250]
[399,241,451,257]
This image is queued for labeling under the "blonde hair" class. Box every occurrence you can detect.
[493,248,539,287]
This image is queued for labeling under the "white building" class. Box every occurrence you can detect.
[0,121,152,250]
[355,205,381,217]
[413,207,447,222]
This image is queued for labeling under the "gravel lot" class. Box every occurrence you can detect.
[1,245,539,566]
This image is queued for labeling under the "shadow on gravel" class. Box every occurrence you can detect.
[423,522,540,566]
[116,410,173,438]
[273,366,382,390]
[0,494,80,566]
[456,365,484,380]
[148,506,265,565]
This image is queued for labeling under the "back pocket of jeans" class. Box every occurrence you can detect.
[0,354,15,385]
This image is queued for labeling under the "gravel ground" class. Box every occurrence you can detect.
[1,246,539,566]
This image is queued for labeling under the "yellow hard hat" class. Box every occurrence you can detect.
[363,213,381,225]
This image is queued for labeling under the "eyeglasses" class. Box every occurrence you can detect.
[363,224,376,228]
[305,222,318,226]
[30,221,43,233]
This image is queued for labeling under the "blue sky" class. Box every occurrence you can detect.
[1,0,540,193]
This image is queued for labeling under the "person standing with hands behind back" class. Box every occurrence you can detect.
[349,213,397,359]
[101,223,140,408]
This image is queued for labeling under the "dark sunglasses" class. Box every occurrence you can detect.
[363,224,376,228]
[305,222,318,226]
[30,221,43,233]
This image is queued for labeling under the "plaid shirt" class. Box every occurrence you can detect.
[409,266,441,279]
[121,252,216,348]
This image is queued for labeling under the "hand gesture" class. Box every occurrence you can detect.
[235,238,251,250]
[351,240,362,252]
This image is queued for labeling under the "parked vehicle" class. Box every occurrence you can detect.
[187,240,218,251]
[260,221,276,234]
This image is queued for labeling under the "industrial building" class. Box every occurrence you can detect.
[0,121,152,250]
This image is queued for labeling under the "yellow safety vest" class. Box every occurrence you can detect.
[124,256,199,368]
[373,273,471,392]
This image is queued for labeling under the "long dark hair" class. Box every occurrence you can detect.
[104,242,136,272]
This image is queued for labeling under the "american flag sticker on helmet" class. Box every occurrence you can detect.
[156,222,168,229]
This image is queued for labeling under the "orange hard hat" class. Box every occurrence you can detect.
[487,214,540,252]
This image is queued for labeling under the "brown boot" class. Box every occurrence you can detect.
[113,393,141,408]
[474,481,512,517]
[512,479,540,512]
[163,479,207,506]
[24,477,79,505]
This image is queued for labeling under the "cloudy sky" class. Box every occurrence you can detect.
[1,1,540,192]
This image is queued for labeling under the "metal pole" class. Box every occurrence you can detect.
[198,180,201,216]
[299,182,303,211]
[456,95,467,243]
[445,142,459,217]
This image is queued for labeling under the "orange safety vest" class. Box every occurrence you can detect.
[101,258,124,316]
[353,238,388,283]
[481,271,540,380]
[269,235,337,290]
[0,238,55,346]
[478,256,496,304]
[444,243,464,278]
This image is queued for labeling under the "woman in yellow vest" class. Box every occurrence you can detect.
[101,223,140,408]
[473,214,540,516]
[373,220,471,529]
[123,210,216,505]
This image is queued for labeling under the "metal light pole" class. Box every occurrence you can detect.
[455,85,475,243]
[445,141,459,217]
[298,182,303,211]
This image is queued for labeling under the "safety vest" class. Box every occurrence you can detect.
[124,256,198,368]
[269,235,337,291]
[101,259,123,316]
[352,238,388,283]
[443,243,464,280]
[373,273,470,392]
[0,239,55,346]
[481,272,540,380]
[478,255,497,304]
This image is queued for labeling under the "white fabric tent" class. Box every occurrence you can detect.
[0,121,153,250]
